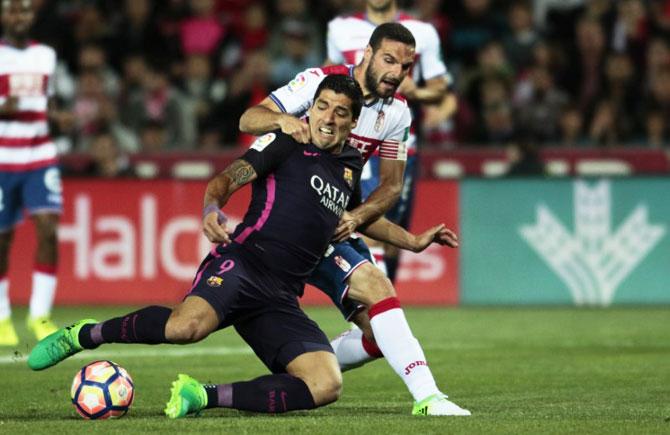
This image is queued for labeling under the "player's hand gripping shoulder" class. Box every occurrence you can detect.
[202,159,258,244]
[277,114,311,144]
[239,97,311,144]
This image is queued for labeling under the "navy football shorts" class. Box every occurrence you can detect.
[360,154,418,229]
[0,165,63,231]
[307,237,372,320]
[187,243,332,374]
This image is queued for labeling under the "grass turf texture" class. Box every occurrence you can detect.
[0,306,668,434]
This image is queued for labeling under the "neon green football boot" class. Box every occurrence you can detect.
[26,315,58,340]
[0,317,19,346]
[412,393,471,416]
[165,374,208,419]
[27,318,97,370]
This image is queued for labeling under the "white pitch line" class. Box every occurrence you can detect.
[0,345,254,365]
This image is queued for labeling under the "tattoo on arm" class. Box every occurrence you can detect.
[223,159,255,186]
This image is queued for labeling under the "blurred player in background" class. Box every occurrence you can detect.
[327,0,456,283]
[0,0,62,345]
[240,23,469,416]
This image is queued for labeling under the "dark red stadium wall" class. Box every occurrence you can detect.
[8,179,459,306]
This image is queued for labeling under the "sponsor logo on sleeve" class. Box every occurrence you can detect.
[288,74,307,92]
[251,133,277,151]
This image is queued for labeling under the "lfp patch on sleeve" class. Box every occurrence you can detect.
[288,73,307,92]
[251,133,277,151]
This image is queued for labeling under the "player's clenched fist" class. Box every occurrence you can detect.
[278,115,311,144]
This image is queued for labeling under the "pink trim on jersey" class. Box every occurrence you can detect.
[234,174,276,244]
[190,257,214,292]
[0,134,51,147]
[0,158,57,171]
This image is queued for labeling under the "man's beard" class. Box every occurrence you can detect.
[365,62,396,99]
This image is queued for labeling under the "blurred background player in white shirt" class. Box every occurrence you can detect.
[0,0,64,344]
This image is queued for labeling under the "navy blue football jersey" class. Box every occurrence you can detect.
[230,130,363,285]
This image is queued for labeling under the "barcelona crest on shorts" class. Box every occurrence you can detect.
[207,276,223,287]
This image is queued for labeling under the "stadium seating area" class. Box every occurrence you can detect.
[8,0,670,176]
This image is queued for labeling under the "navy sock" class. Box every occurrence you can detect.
[385,255,399,284]
[206,374,315,413]
[78,306,172,348]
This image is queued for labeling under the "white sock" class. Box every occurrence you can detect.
[369,246,388,276]
[29,269,57,318]
[369,297,440,402]
[330,328,382,371]
[0,277,10,320]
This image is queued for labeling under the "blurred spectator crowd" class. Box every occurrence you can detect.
[6,0,670,175]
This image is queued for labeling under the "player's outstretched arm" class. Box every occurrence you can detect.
[334,159,404,241]
[239,96,310,143]
[202,159,258,244]
[359,215,458,253]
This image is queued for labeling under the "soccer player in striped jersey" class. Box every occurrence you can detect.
[326,0,456,283]
[240,23,469,416]
[0,0,61,345]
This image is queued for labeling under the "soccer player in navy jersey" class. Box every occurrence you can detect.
[240,23,470,416]
[27,75,457,417]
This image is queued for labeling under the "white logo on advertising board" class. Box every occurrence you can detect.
[519,180,665,306]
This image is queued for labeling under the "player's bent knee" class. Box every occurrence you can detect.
[286,351,342,406]
[305,366,342,406]
[346,263,396,306]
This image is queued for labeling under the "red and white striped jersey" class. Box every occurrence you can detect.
[0,41,56,171]
[270,65,411,162]
[326,12,452,85]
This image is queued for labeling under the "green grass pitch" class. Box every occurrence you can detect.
[0,306,668,434]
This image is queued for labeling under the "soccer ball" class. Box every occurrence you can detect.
[70,360,135,419]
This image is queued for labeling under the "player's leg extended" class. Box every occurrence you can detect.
[165,351,341,418]
[26,212,59,340]
[345,264,470,416]
[0,229,19,346]
[27,296,220,370]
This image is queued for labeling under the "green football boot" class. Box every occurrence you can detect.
[27,318,97,371]
[412,393,471,416]
[164,374,208,419]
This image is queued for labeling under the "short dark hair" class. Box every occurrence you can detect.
[368,22,415,52]
[314,74,364,120]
